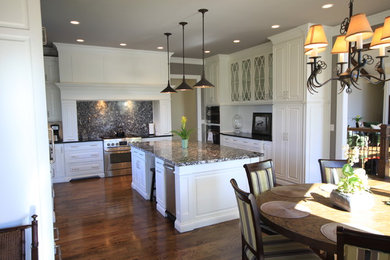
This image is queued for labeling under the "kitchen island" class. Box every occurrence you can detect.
[130,140,261,232]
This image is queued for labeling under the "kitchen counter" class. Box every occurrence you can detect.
[130,140,261,233]
[221,132,272,141]
[130,140,261,166]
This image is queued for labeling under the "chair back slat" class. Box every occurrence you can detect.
[337,226,390,260]
[318,159,347,184]
[244,160,276,197]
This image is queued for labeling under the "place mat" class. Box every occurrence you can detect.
[271,185,312,198]
[320,222,383,242]
[260,201,311,218]
[319,184,337,193]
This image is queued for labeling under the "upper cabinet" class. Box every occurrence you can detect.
[229,42,273,105]
[272,37,304,102]
[203,54,230,106]
[44,57,62,122]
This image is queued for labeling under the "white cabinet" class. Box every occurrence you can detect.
[61,100,78,141]
[273,104,304,184]
[64,141,104,180]
[228,42,273,105]
[220,134,272,161]
[51,144,66,183]
[203,55,230,106]
[131,147,155,200]
[44,57,62,122]
[153,100,172,136]
[272,37,304,102]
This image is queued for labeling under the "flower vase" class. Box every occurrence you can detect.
[182,139,188,149]
[330,189,374,212]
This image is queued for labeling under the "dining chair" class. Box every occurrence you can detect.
[318,159,347,184]
[230,179,321,260]
[243,159,276,197]
[0,215,38,260]
[243,160,278,235]
[337,226,390,260]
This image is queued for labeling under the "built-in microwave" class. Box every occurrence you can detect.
[206,106,220,124]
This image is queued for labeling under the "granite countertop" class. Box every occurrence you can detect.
[56,134,172,144]
[130,140,262,166]
[220,132,272,141]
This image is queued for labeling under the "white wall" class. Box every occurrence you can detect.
[0,0,54,258]
[220,105,272,133]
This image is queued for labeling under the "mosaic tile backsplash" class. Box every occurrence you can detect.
[77,100,153,140]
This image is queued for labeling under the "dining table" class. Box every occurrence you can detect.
[256,179,390,259]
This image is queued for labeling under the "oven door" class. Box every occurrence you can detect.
[104,149,131,177]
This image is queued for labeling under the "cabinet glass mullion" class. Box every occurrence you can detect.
[242,59,251,101]
[231,62,240,101]
[254,56,265,100]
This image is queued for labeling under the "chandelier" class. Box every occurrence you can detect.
[305,0,390,94]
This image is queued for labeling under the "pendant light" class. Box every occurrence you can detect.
[194,9,215,88]
[175,22,193,91]
[161,32,176,93]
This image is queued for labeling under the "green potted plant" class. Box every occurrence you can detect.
[329,145,373,212]
[172,116,193,149]
[352,115,363,128]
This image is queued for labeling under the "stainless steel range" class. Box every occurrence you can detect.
[103,137,142,177]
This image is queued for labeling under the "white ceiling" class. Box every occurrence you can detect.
[40,0,390,59]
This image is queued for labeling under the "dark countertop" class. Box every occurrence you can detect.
[220,132,272,141]
[130,140,262,166]
[55,134,173,144]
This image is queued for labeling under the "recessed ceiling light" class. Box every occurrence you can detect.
[322,3,334,9]
[120,43,127,46]
[233,40,240,43]
[157,46,164,50]
[76,39,84,43]
[70,20,80,25]
[271,25,280,29]
[204,50,211,54]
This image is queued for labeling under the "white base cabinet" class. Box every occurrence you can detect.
[51,144,66,183]
[64,141,104,180]
[131,147,155,200]
[220,134,272,161]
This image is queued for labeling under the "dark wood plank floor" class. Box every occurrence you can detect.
[54,175,242,259]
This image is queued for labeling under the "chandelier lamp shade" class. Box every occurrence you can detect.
[160,32,177,94]
[194,8,215,89]
[175,22,193,91]
[305,0,390,94]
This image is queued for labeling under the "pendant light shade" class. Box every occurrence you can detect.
[331,35,349,54]
[175,22,192,91]
[194,8,214,89]
[381,16,390,41]
[161,32,176,93]
[304,24,328,49]
[345,13,373,42]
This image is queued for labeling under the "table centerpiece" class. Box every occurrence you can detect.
[329,143,373,212]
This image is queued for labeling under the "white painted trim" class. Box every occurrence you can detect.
[171,57,203,65]
[383,80,390,124]
[335,87,348,159]
[170,74,200,80]
[54,42,168,56]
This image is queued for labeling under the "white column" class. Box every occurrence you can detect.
[335,85,349,159]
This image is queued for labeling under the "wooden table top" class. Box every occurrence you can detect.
[256,180,390,254]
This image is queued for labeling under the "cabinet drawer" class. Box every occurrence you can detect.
[67,162,103,176]
[66,151,102,163]
[65,141,102,152]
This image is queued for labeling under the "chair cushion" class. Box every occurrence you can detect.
[344,244,390,260]
[263,235,320,259]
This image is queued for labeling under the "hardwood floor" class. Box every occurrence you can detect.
[54,175,242,259]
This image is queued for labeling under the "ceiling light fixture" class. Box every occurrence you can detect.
[233,40,240,43]
[194,8,214,89]
[204,50,211,54]
[305,0,390,94]
[70,20,80,25]
[322,4,334,9]
[161,33,176,94]
[157,46,164,50]
[175,22,193,91]
[120,43,127,46]
[271,25,280,29]
[76,39,84,43]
